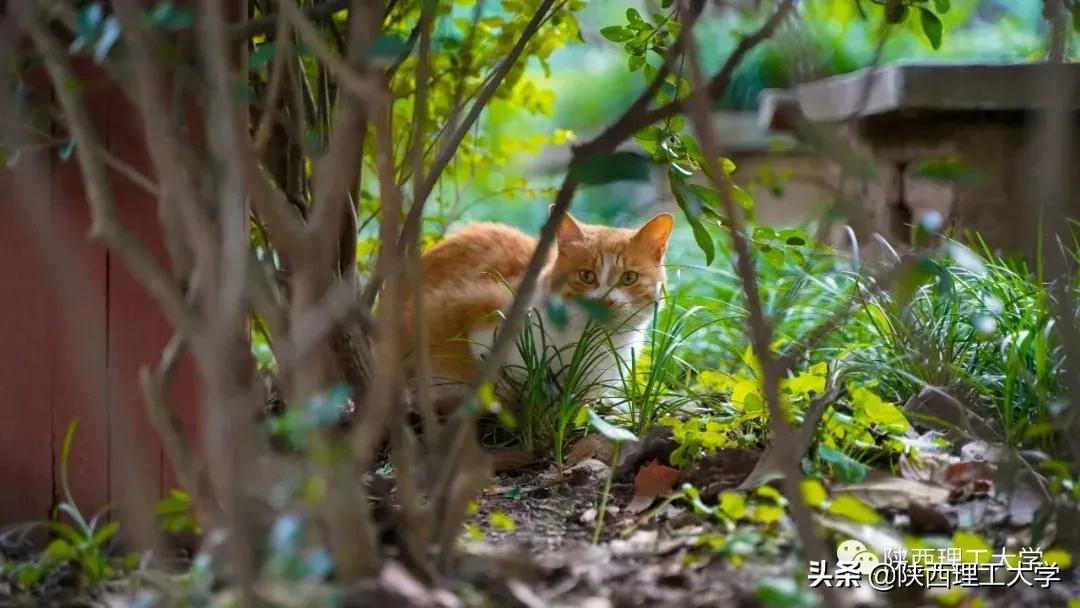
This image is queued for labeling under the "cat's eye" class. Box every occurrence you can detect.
[619,271,639,286]
[578,269,597,284]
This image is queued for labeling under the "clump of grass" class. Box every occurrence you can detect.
[842,239,1070,451]
[500,306,616,466]
[1,421,132,594]
[610,288,718,435]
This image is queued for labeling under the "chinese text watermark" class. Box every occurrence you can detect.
[808,539,1062,591]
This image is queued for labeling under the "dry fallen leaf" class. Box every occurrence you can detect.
[490,447,539,472]
[842,475,951,510]
[906,502,955,534]
[899,450,958,483]
[627,459,681,514]
[570,434,615,465]
[960,440,1006,463]
[505,579,546,608]
[944,460,995,501]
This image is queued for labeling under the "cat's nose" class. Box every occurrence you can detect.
[604,297,617,307]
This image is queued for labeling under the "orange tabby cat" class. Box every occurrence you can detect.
[404,209,674,412]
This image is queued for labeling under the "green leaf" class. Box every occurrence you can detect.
[1043,548,1072,569]
[76,4,104,40]
[92,521,120,546]
[934,0,950,13]
[569,151,652,185]
[61,420,78,474]
[59,140,76,162]
[45,538,77,561]
[626,8,647,28]
[600,26,632,42]
[17,564,44,589]
[912,156,978,183]
[93,17,121,64]
[46,520,84,545]
[149,2,194,30]
[952,531,993,563]
[635,126,665,142]
[919,8,943,50]
[628,54,645,72]
[817,444,868,484]
[850,387,911,434]
[688,184,720,206]
[669,172,715,265]
[586,409,638,443]
[752,503,784,524]
[250,43,276,71]
[687,221,715,266]
[718,491,746,520]
[367,34,410,62]
[756,577,816,608]
[825,493,881,524]
[779,228,807,247]
[730,185,754,212]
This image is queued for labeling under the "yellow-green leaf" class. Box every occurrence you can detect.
[825,494,881,524]
[951,531,993,564]
[851,387,911,433]
[489,511,516,532]
[752,504,784,524]
[1043,548,1072,569]
[697,370,735,393]
[719,491,746,520]
[800,479,828,508]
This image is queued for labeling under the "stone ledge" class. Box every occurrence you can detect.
[762,63,1080,124]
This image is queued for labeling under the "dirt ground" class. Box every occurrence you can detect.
[455,453,1080,608]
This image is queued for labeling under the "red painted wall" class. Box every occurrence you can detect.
[0,65,200,526]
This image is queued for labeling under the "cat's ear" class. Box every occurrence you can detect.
[632,213,674,262]
[551,206,585,245]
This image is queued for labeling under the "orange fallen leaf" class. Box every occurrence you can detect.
[627,459,680,514]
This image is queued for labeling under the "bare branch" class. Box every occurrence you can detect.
[678,0,832,587]
[229,0,350,43]
[240,143,309,257]
[112,0,218,269]
[254,12,292,153]
[137,334,219,525]
[636,0,797,129]
[278,0,371,103]
[307,0,380,269]
[406,0,440,447]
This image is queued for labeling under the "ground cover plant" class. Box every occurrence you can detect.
[1,0,1079,607]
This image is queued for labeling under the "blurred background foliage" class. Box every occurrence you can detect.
[449,0,1057,233]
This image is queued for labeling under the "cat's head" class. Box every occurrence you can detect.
[547,209,674,328]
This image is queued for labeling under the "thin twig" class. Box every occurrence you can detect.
[679,1,833,591]
[278,0,370,102]
[407,0,441,452]
[254,11,292,153]
[229,0,350,42]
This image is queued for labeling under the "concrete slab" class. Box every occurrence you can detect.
[786,63,1080,122]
